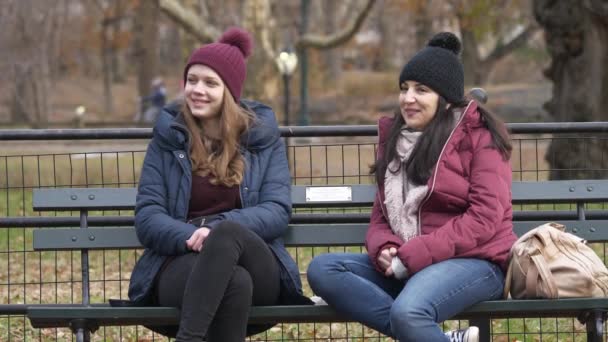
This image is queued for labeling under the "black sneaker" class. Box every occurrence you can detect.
[444,326,479,342]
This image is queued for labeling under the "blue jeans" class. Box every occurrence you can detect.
[307,253,504,341]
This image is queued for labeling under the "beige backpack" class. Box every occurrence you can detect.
[504,222,608,299]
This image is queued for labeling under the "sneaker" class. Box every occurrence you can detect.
[309,296,327,305]
[445,326,479,342]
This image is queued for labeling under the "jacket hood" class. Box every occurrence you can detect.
[152,99,280,152]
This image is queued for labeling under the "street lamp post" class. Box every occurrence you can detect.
[275,49,298,162]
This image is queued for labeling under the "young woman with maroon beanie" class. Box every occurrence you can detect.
[129,27,310,342]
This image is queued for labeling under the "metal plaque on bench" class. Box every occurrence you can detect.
[305,186,352,202]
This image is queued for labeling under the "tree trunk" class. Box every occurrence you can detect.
[414,3,432,49]
[110,0,126,83]
[460,28,485,86]
[133,0,160,105]
[7,0,52,128]
[534,0,608,179]
[298,0,311,125]
[161,23,182,74]
[241,0,275,101]
[10,65,31,125]
[101,24,114,116]
[322,0,342,82]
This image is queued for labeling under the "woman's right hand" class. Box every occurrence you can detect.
[186,227,210,252]
[378,246,397,277]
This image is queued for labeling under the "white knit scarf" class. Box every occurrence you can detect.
[384,128,428,242]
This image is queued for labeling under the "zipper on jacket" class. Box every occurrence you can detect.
[238,146,249,209]
[239,184,246,208]
[416,101,473,234]
[170,120,193,221]
[380,194,389,222]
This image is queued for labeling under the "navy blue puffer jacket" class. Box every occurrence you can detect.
[128,100,308,305]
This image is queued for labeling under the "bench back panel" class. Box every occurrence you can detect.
[32,220,608,250]
[33,188,137,211]
[511,180,608,203]
[31,180,608,251]
[32,185,373,211]
[32,180,608,211]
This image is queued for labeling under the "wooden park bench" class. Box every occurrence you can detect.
[24,180,608,342]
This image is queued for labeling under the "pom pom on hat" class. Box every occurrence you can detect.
[218,27,253,58]
[183,27,254,101]
[398,32,464,103]
[427,32,461,55]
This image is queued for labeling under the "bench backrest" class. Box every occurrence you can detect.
[32,185,377,211]
[32,180,608,251]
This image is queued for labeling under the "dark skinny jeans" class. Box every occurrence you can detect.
[154,221,281,342]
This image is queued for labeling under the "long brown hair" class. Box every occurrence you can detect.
[183,88,254,187]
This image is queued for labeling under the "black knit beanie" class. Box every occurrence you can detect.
[399,32,464,103]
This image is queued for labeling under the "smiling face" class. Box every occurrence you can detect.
[184,64,225,123]
[399,80,440,131]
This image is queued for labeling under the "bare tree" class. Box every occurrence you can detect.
[534,0,608,179]
[159,0,220,42]
[412,0,433,49]
[450,0,539,85]
[156,0,375,108]
[158,0,375,52]
[133,0,161,117]
[109,0,128,83]
[322,1,342,81]
[91,0,116,116]
[2,0,62,127]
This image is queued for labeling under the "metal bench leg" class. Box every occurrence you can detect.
[580,310,606,342]
[70,319,92,342]
[469,318,491,342]
[75,329,90,342]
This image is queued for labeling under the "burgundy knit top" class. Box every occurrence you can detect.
[187,174,241,220]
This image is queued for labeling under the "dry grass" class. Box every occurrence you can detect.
[340,71,396,98]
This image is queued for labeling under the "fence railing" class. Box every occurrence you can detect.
[3,122,608,140]
[2,123,608,341]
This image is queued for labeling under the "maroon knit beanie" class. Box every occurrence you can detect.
[183,27,253,101]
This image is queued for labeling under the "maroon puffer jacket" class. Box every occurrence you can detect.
[365,101,516,275]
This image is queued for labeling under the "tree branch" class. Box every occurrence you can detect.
[483,24,539,65]
[583,0,608,23]
[158,0,220,43]
[296,0,376,50]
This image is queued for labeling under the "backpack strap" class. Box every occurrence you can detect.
[527,252,559,298]
[525,261,539,297]
[503,257,514,299]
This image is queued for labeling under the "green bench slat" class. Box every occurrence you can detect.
[284,224,368,246]
[32,224,370,250]
[27,297,608,328]
[32,181,608,213]
[28,306,341,328]
[513,220,608,241]
[33,188,137,211]
[511,180,608,203]
[31,185,377,211]
[457,297,608,318]
[32,219,608,251]
[33,228,141,250]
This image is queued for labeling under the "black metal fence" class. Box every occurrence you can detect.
[2,123,608,341]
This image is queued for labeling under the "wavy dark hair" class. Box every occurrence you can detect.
[371,96,512,186]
